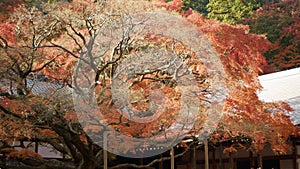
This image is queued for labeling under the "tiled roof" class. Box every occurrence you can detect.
[27,79,70,96]
[258,67,300,125]
[0,75,70,96]
[286,96,300,125]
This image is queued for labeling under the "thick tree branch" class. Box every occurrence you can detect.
[0,104,23,119]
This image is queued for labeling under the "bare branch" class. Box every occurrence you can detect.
[0,35,8,48]
[85,18,94,37]
[68,22,87,46]
[66,29,83,51]
[32,55,58,73]
[34,20,59,48]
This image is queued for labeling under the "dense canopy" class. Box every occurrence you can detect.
[0,0,297,169]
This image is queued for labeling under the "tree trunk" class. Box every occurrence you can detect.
[79,157,96,169]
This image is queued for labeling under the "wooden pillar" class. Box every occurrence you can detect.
[213,149,217,169]
[293,140,297,169]
[219,144,223,169]
[250,151,255,169]
[159,154,163,169]
[170,147,175,169]
[229,152,234,169]
[257,153,263,169]
[204,140,209,169]
[103,132,108,169]
[193,146,197,169]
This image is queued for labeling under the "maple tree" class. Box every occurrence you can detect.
[0,0,297,169]
[0,1,143,168]
[0,1,192,168]
[160,0,297,157]
[0,0,24,22]
[244,0,300,72]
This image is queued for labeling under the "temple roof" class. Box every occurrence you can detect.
[258,67,300,125]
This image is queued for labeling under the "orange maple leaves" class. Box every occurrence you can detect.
[157,0,297,153]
